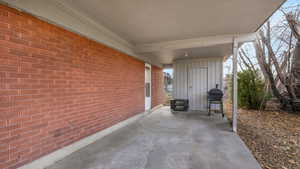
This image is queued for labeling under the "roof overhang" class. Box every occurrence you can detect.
[1,0,286,67]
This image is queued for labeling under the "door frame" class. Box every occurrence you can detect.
[145,63,151,110]
[187,65,208,110]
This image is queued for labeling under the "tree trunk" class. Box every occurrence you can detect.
[293,40,300,97]
[254,41,292,109]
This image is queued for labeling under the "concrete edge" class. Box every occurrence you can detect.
[234,133,263,169]
[18,110,154,169]
[150,104,164,113]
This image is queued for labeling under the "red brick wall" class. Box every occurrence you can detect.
[0,5,145,169]
[151,66,165,108]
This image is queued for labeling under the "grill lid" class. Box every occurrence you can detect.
[208,84,223,101]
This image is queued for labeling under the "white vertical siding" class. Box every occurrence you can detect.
[173,62,188,99]
[208,58,223,89]
[173,57,223,110]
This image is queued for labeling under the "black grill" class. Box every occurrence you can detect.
[207,84,224,117]
[208,88,223,101]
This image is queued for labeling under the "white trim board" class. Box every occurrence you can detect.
[136,33,256,53]
[17,107,162,169]
[0,0,133,55]
[145,63,152,111]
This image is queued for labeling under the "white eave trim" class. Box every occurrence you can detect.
[52,0,134,50]
[0,0,134,53]
[136,33,256,53]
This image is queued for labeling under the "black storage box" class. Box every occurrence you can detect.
[170,99,189,111]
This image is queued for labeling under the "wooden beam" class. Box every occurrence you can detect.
[232,38,239,132]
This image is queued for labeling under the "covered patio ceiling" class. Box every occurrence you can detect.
[142,44,233,65]
[61,0,282,44]
[2,0,286,66]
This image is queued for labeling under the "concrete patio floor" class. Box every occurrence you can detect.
[46,106,262,169]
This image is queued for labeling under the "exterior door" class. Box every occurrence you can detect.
[145,64,151,110]
[188,65,208,110]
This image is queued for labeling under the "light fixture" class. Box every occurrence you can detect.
[184,52,188,57]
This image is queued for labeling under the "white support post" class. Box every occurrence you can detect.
[232,38,238,133]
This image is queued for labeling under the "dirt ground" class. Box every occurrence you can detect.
[225,104,300,169]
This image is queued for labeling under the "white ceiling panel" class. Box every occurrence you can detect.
[64,0,285,44]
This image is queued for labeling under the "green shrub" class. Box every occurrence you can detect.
[237,69,269,109]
